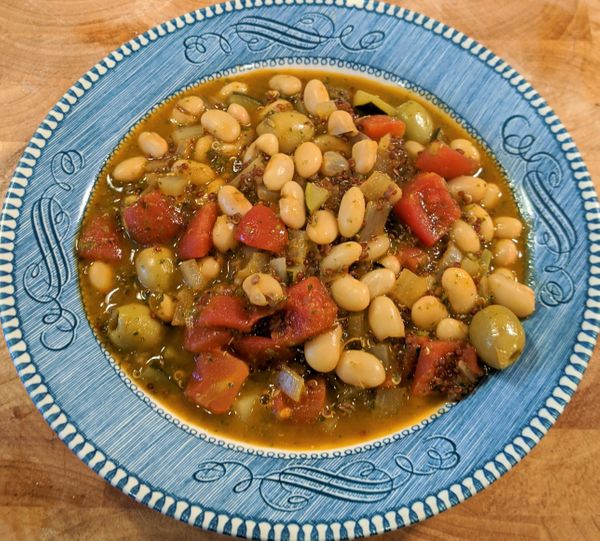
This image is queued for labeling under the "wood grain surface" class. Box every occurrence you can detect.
[1,1,599,539]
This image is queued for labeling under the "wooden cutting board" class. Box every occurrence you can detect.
[0,0,599,539]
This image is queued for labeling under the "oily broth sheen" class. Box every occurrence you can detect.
[79,69,526,450]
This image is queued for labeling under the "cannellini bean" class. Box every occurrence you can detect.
[366,235,390,261]
[172,159,215,186]
[279,181,306,229]
[320,242,362,273]
[264,153,295,190]
[269,74,302,96]
[447,175,487,203]
[306,210,338,244]
[331,274,370,311]
[337,187,365,238]
[328,110,358,136]
[201,110,241,143]
[314,100,337,120]
[464,204,494,242]
[405,140,424,159]
[442,267,478,314]
[378,255,401,275]
[352,139,378,175]
[488,273,535,317]
[411,295,449,330]
[218,81,248,99]
[198,256,221,280]
[313,134,351,156]
[227,103,251,126]
[493,239,519,267]
[138,131,168,158]
[303,79,330,115]
[88,261,114,293]
[136,246,176,293]
[360,268,396,299]
[481,183,502,210]
[193,135,214,163]
[320,151,349,177]
[257,99,294,121]
[368,295,405,341]
[450,138,480,162]
[294,142,322,178]
[170,96,205,125]
[242,273,285,306]
[212,215,238,252]
[206,177,226,194]
[256,133,279,156]
[493,267,517,281]
[436,318,469,341]
[494,217,523,239]
[112,156,146,183]
[153,294,175,323]
[304,325,342,372]
[451,219,481,253]
[218,185,252,216]
[336,350,386,388]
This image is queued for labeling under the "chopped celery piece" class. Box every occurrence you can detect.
[353,90,397,116]
[347,311,367,339]
[277,367,305,402]
[360,171,398,201]
[374,387,407,416]
[228,92,262,114]
[234,251,270,285]
[305,183,330,214]
[391,269,429,308]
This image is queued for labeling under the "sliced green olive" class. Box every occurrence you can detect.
[135,246,176,293]
[256,111,314,154]
[108,303,165,351]
[396,100,434,145]
[469,304,525,369]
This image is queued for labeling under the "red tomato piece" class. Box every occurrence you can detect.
[360,115,406,140]
[393,172,461,247]
[415,141,478,178]
[197,294,278,333]
[183,326,233,353]
[235,204,288,253]
[178,201,218,260]
[272,277,338,346]
[272,378,327,423]
[233,335,293,367]
[396,246,429,273]
[184,350,249,414]
[122,191,183,245]
[78,213,126,262]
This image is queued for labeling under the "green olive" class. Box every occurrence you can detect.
[108,303,165,351]
[469,305,525,369]
[256,111,315,154]
[396,100,434,145]
[135,246,176,293]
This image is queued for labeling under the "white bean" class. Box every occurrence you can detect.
[337,187,365,238]
[264,153,295,191]
[193,135,214,162]
[88,261,114,293]
[494,217,523,239]
[492,267,517,281]
[411,295,448,330]
[269,74,302,96]
[201,110,241,143]
[328,110,358,136]
[314,100,337,120]
[360,268,396,299]
[336,350,386,388]
[331,274,370,311]
[255,133,279,156]
[451,219,481,253]
[306,210,338,244]
[242,273,285,306]
[218,82,248,99]
[436,318,469,341]
[442,267,478,314]
[198,256,221,280]
[170,96,205,125]
[450,138,480,162]
[464,204,494,242]
[212,215,238,252]
[366,235,390,261]
[138,131,168,158]
[447,175,487,203]
[227,103,251,126]
[481,183,502,210]
[405,140,424,159]
[320,242,362,273]
[304,325,342,373]
[368,295,405,341]
[172,159,215,186]
[303,79,330,115]
[378,255,401,275]
[488,274,535,317]
[279,181,306,230]
[352,139,378,175]
[493,239,519,267]
[112,156,146,183]
[320,151,350,177]
[294,142,323,178]
[218,185,252,216]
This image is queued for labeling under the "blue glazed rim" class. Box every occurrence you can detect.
[1,1,597,539]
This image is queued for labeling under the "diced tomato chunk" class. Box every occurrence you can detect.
[360,115,406,140]
[197,294,278,333]
[415,141,478,178]
[272,378,327,423]
[396,246,429,273]
[184,326,233,353]
[272,277,337,346]
[235,204,288,253]
[184,350,249,414]
[393,172,460,247]
[178,201,218,260]
[122,191,183,245]
[78,213,126,262]
[233,335,293,367]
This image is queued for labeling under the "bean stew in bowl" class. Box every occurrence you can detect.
[77,70,534,449]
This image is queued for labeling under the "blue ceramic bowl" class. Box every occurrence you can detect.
[2,2,597,538]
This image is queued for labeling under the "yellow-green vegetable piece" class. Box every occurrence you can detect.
[360,171,396,201]
[353,90,397,116]
[390,269,429,308]
[396,100,434,144]
[305,183,330,214]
